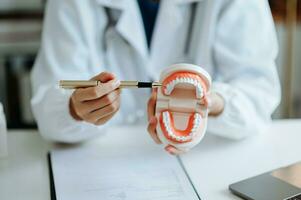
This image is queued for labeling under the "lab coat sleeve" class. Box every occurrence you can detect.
[31,0,117,143]
[207,0,281,139]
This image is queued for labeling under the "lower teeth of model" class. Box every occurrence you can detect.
[163,111,201,142]
[164,77,204,98]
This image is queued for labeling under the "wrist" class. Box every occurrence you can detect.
[208,92,225,116]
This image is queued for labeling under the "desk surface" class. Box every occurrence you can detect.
[0,119,301,200]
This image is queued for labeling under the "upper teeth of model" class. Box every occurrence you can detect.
[162,111,201,142]
[164,77,204,98]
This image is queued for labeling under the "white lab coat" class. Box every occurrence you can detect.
[31,0,281,143]
[0,103,8,157]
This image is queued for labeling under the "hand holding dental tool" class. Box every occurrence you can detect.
[63,78,162,123]
[59,80,162,89]
[68,72,123,124]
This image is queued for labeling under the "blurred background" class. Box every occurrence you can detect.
[0,0,300,129]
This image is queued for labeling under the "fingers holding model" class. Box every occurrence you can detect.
[70,72,121,125]
[147,64,225,155]
[147,89,162,145]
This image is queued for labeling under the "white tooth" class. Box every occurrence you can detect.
[171,84,175,93]
[196,86,202,98]
[164,115,168,121]
[194,80,199,86]
[193,114,200,124]
[165,112,170,117]
[198,88,203,95]
[163,110,200,143]
[166,87,172,95]
[163,112,167,118]
[167,83,172,91]
[164,87,169,95]
[164,123,169,129]
[172,79,177,85]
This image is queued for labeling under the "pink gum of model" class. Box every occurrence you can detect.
[155,63,211,151]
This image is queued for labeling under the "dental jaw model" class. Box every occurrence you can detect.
[156,64,211,151]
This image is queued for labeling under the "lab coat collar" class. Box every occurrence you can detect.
[95,0,204,60]
[95,0,124,10]
[95,0,204,6]
[95,0,148,59]
[146,0,204,79]
[95,0,205,78]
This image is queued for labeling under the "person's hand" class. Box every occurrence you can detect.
[147,89,225,156]
[147,89,188,155]
[69,72,121,125]
[204,92,225,116]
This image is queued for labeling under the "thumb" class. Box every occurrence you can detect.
[91,72,116,83]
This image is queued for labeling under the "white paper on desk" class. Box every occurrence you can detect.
[51,147,199,200]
